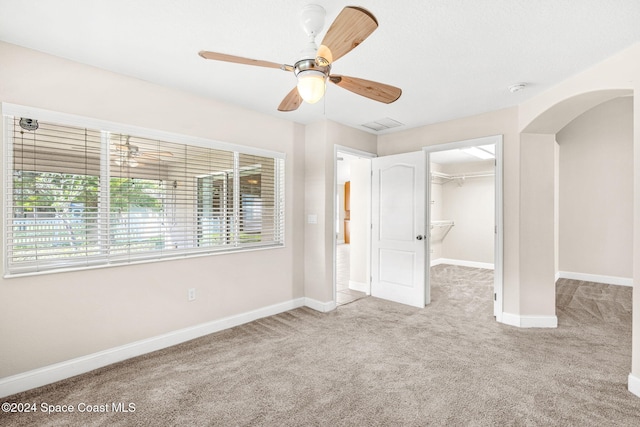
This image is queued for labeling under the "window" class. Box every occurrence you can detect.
[4,111,285,275]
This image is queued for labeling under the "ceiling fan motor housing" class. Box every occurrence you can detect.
[294,58,330,78]
[300,4,325,38]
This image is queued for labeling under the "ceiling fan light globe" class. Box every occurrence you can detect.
[297,70,326,104]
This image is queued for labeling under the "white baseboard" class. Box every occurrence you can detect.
[501,312,558,328]
[431,258,494,270]
[304,297,337,313]
[0,298,305,398]
[349,280,369,294]
[557,271,633,287]
[629,373,640,398]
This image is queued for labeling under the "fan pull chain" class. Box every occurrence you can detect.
[323,89,326,116]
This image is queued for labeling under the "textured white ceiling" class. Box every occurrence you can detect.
[1,0,639,134]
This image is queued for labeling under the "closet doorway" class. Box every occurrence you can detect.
[424,136,504,319]
[334,146,375,306]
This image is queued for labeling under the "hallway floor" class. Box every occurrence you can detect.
[336,243,366,306]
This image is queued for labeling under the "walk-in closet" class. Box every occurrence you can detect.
[429,144,496,305]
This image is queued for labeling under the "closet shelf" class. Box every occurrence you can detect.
[431,170,494,185]
[430,220,454,242]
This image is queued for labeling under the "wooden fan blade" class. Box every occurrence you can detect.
[317,6,378,65]
[329,75,402,104]
[198,51,293,71]
[278,86,303,112]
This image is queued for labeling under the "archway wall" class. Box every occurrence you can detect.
[556,97,634,280]
[519,42,640,133]
[518,132,558,319]
[517,42,640,386]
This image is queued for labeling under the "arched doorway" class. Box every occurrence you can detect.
[518,89,633,322]
[518,88,638,397]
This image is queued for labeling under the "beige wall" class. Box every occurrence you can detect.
[0,41,306,378]
[556,97,633,279]
[635,89,640,380]
[439,161,495,264]
[555,141,560,275]
[518,133,558,317]
[304,121,330,303]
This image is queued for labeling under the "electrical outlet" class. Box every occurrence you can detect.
[188,288,196,301]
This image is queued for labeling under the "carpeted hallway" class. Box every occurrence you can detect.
[2,265,639,426]
[336,244,366,306]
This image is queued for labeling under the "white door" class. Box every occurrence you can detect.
[371,151,428,308]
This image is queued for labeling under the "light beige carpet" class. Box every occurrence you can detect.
[2,265,639,426]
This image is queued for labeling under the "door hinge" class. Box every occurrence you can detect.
[495,225,497,234]
[494,293,497,301]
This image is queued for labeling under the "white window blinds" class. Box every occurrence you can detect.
[4,113,285,275]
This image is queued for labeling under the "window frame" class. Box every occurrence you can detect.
[2,103,286,277]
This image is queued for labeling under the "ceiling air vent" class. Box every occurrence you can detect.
[361,117,403,132]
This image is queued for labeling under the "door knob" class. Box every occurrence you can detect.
[416,235,424,240]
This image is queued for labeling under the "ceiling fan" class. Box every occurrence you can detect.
[112,136,173,168]
[198,4,402,111]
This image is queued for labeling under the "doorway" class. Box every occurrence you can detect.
[424,135,504,320]
[334,146,375,306]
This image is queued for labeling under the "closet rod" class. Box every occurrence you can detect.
[431,171,494,181]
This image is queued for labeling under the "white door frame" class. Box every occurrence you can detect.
[333,145,376,305]
[423,135,504,322]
